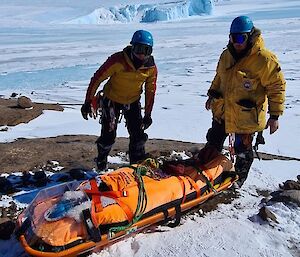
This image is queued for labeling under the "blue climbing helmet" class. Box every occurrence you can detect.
[230,16,254,34]
[130,30,153,47]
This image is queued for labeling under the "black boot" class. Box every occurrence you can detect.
[129,137,147,164]
[129,147,146,164]
[234,150,254,187]
[95,157,108,171]
[95,142,113,172]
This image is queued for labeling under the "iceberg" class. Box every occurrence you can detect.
[67,0,214,24]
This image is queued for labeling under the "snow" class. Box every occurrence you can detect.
[0,0,300,256]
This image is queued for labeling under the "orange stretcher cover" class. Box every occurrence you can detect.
[18,154,235,256]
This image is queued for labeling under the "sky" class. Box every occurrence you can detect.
[0,0,300,256]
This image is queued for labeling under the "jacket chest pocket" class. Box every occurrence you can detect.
[236,71,259,93]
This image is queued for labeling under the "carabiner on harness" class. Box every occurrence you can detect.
[229,133,235,163]
[253,131,265,160]
[91,91,104,122]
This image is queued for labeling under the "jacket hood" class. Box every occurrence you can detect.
[248,28,264,55]
[228,27,264,61]
[123,45,155,70]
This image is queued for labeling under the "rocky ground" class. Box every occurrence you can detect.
[0,97,63,128]
[1,96,299,174]
[0,97,299,243]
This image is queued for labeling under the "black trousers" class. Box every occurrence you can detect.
[205,119,254,186]
[96,98,147,164]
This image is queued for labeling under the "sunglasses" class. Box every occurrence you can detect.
[230,33,249,44]
[132,44,153,56]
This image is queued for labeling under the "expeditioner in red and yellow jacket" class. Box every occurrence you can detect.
[201,16,286,187]
[81,30,157,170]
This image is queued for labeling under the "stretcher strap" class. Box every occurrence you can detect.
[82,208,101,242]
[89,179,103,212]
[176,176,186,203]
[168,204,182,228]
[185,176,201,198]
[113,198,134,222]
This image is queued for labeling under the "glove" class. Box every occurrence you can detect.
[81,102,92,120]
[142,115,152,130]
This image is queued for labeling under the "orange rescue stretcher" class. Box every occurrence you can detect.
[17,154,237,257]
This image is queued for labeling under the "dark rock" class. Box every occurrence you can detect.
[0,176,15,194]
[279,180,300,190]
[10,92,18,97]
[0,218,16,240]
[256,189,271,197]
[17,96,33,109]
[270,190,300,206]
[33,170,48,187]
[258,206,278,223]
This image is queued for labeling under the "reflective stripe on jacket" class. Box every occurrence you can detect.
[209,31,286,134]
[85,46,157,116]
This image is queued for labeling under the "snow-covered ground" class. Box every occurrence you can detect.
[0,0,300,256]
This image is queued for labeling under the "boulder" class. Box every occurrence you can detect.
[17,96,33,109]
[270,189,300,206]
[279,179,300,190]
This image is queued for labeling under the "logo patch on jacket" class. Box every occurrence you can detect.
[243,80,252,90]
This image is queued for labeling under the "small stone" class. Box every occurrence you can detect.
[258,206,278,223]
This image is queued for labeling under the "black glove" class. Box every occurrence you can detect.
[142,115,152,130]
[81,102,92,120]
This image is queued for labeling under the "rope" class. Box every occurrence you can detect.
[108,164,149,235]
[193,165,218,194]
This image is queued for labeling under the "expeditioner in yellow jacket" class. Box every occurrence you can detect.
[202,16,286,187]
[81,30,157,170]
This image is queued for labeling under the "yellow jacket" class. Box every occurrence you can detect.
[85,46,157,115]
[209,30,286,133]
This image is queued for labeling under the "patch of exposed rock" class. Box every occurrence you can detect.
[0,97,63,126]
